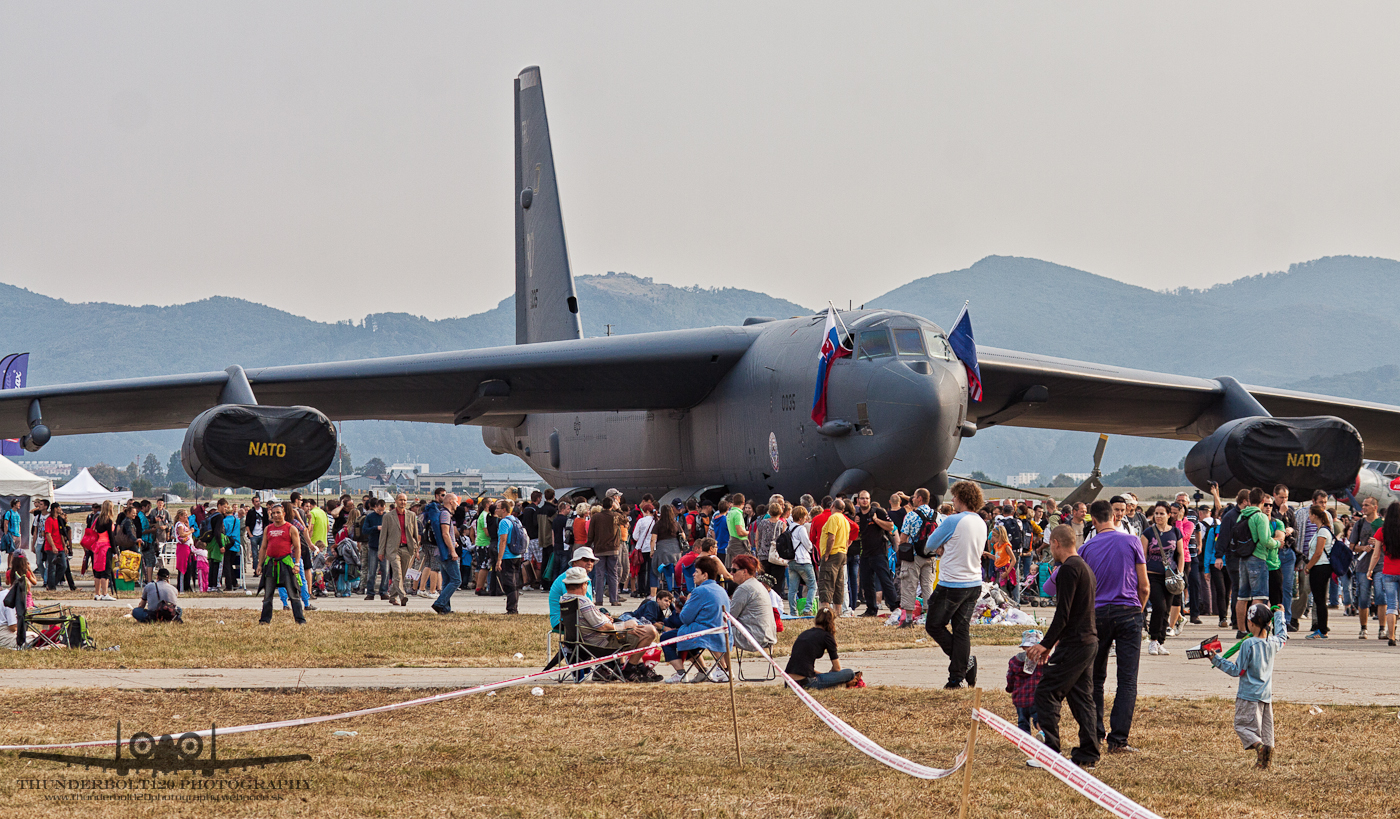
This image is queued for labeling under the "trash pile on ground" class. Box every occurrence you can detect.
[882,582,1043,627]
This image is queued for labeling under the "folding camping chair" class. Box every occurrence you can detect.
[733,630,777,682]
[23,604,92,650]
[552,598,626,683]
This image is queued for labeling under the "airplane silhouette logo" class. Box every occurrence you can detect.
[19,721,310,777]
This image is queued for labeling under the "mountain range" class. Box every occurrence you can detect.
[4,255,1397,485]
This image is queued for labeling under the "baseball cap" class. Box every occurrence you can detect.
[562,566,590,585]
[571,547,597,562]
[604,488,621,498]
[1020,629,1043,648]
[1247,602,1273,630]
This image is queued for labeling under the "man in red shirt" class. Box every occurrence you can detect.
[42,502,67,592]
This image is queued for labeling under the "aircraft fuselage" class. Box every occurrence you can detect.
[484,309,968,501]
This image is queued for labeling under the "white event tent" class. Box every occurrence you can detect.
[52,467,133,505]
[0,456,53,552]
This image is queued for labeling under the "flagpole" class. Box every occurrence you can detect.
[826,301,853,348]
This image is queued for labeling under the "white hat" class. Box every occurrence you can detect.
[562,566,591,585]
[571,547,597,562]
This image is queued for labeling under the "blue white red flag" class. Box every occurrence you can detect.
[1,353,29,456]
[948,305,982,402]
[811,307,852,425]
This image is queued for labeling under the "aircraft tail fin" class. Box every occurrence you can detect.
[515,66,583,345]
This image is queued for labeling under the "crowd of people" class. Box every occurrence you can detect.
[3,474,1398,772]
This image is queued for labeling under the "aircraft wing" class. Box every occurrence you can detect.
[970,347,1400,460]
[0,327,756,438]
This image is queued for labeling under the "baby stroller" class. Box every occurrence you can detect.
[332,536,361,597]
[310,550,329,598]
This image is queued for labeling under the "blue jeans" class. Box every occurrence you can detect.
[360,546,390,596]
[1278,549,1297,620]
[1238,555,1269,600]
[435,558,462,612]
[1380,574,1400,616]
[277,560,311,607]
[1016,705,1037,735]
[1356,569,1379,610]
[1092,604,1143,748]
[799,668,855,689]
[846,554,861,609]
[786,562,817,616]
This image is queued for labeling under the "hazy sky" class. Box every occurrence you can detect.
[3,2,1398,322]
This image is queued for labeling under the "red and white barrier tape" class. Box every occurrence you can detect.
[0,624,729,752]
[975,708,1165,819]
[724,613,965,780]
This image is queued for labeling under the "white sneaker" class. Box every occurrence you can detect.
[1165,627,1178,638]
[709,666,730,683]
[1026,758,1047,769]
[1148,640,1161,655]
[1156,643,1170,655]
[841,609,856,618]
[663,672,686,684]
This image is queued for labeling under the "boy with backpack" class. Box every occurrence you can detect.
[1206,602,1288,769]
[494,500,528,614]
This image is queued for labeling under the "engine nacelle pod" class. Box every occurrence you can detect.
[1184,415,1362,497]
[181,405,337,489]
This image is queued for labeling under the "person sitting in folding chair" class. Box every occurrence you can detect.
[660,556,730,684]
[729,555,777,653]
[561,567,662,683]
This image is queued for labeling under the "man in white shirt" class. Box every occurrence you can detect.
[0,604,18,649]
[923,481,989,689]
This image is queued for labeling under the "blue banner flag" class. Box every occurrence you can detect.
[1,353,29,456]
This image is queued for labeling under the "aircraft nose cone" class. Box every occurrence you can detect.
[840,360,963,490]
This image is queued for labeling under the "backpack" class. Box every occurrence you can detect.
[421,502,440,546]
[1001,517,1024,555]
[65,614,98,645]
[151,601,181,624]
[910,509,939,559]
[506,517,528,558]
[1230,509,1260,559]
[775,522,797,561]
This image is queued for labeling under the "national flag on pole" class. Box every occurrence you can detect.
[1,353,29,456]
[810,307,852,426]
[947,304,982,402]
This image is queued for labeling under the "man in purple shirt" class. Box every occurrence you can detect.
[1078,499,1148,754]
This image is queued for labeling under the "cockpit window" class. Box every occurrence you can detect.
[857,329,894,359]
[892,329,926,356]
[924,329,953,361]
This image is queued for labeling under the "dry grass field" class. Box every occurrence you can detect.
[0,686,1388,818]
[2,610,1025,669]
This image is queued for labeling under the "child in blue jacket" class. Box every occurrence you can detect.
[1208,602,1288,769]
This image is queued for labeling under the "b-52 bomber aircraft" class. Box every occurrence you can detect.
[4,67,1400,504]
